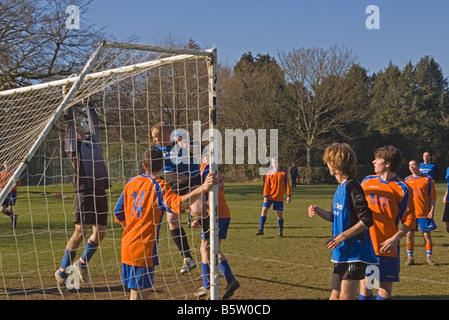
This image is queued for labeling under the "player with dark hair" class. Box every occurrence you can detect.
[308,143,377,300]
[114,147,215,300]
[55,91,110,297]
[359,145,415,300]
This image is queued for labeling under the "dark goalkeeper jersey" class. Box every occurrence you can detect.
[64,103,109,192]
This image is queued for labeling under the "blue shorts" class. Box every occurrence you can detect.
[201,217,230,240]
[413,218,437,232]
[1,191,16,207]
[366,256,400,283]
[263,199,284,211]
[122,264,154,289]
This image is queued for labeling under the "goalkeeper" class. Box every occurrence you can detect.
[55,86,110,297]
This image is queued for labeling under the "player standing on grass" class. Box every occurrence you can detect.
[55,86,110,297]
[404,159,437,266]
[0,161,20,229]
[193,154,240,300]
[114,147,215,300]
[308,143,377,300]
[151,121,206,274]
[419,151,437,179]
[359,145,415,300]
[256,157,291,238]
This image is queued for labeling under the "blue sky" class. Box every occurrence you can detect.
[84,0,449,76]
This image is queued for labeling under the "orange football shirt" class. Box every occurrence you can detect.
[362,175,415,257]
[0,170,19,192]
[114,174,182,267]
[263,169,291,202]
[404,174,436,218]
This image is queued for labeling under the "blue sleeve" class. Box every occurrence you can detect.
[114,191,126,222]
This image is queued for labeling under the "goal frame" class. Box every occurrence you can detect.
[0,41,220,300]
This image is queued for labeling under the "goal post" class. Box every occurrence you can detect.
[0,41,219,300]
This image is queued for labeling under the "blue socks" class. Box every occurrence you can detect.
[59,239,98,278]
[59,249,76,278]
[278,219,284,234]
[79,239,98,267]
[359,293,391,300]
[259,216,267,230]
[259,216,284,234]
[202,260,236,289]
[218,260,235,283]
[359,293,373,300]
[201,263,210,289]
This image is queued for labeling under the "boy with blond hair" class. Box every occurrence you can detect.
[308,143,377,300]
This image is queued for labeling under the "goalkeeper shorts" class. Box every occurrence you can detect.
[74,188,108,226]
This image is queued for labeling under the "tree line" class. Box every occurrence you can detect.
[218,47,449,182]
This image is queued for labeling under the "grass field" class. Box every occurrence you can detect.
[0,181,448,300]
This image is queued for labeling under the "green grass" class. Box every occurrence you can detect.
[0,182,448,300]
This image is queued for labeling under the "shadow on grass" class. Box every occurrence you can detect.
[236,274,329,293]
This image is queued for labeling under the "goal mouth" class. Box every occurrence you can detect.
[0,41,220,300]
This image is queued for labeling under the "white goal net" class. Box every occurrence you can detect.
[0,41,219,300]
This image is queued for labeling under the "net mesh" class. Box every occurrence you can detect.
[0,42,216,300]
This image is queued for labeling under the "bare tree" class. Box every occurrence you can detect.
[0,0,104,90]
[278,45,368,167]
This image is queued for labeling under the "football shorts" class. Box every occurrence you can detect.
[74,188,108,226]
[263,199,284,211]
[366,255,400,283]
[122,263,154,289]
[332,262,368,289]
[201,217,231,240]
[411,217,437,232]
